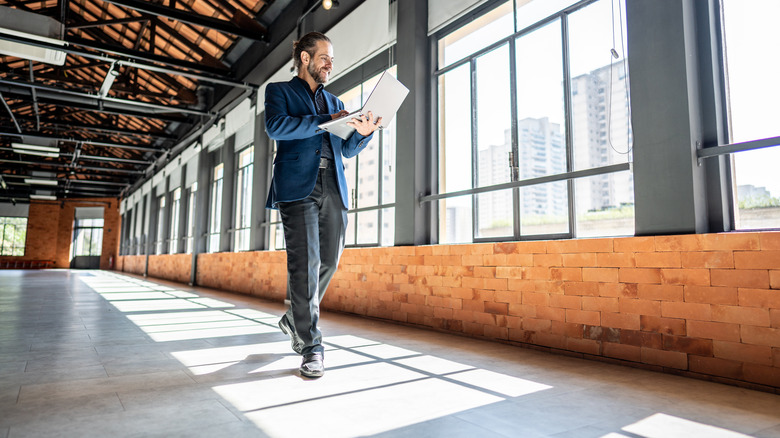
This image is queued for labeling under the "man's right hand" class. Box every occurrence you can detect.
[331,110,349,120]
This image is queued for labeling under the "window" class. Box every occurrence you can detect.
[73,218,103,257]
[156,195,166,255]
[436,0,632,243]
[234,146,254,251]
[267,142,285,250]
[339,66,398,247]
[169,187,181,254]
[185,183,197,254]
[1,217,27,256]
[208,163,224,253]
[722,0,780,229]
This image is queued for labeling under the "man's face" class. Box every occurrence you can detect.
[305,40,334,85]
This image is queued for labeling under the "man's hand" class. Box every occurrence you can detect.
[331,110,349,120]
[346,111,383,137]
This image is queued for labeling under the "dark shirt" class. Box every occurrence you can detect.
[294,76,335,160]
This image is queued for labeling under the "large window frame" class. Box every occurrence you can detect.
[234,145,254,251]
[208,163,224,253]
[1,216,27,256]
[432,0,634,243]
[169,187,181,254]
[73,218,103,257]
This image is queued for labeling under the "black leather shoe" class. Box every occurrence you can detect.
[278,315,303,354]
[300,352,324,378]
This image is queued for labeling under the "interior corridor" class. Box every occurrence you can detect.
[1,269,779,438]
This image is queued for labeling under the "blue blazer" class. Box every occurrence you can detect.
[264,77,373,209]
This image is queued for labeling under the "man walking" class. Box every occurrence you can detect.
[264,31,381,378]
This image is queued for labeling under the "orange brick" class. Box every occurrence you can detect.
[514,240,549,254]
[701,233,760,251]
[484,278,508,290]
[484,325,508,340]
[494,290,521,304]
[620,299,661,316]
[550,294,582,310]
[661,302,711,321]
[523,292,550,306]
[741,326,780,347]
[536,305,566,322]
[759,232,780,250]
[483,254,507,266]
[484,301,508,315]
[453,309,476,322]
[614,236,655,253]
[462,299,485,313]
[771,270,780,289]
[522,267,551,280]
[636,252,682,268]
[637,284,684,301]
[775,347,780,367]
[496,266,524,279]
[546,238,613,254]
[507,278,535,292]
[473,266,496,278]
[563,282,600,297]
[641,347,688,369]
[522,317,552,333]
[596,252,636,268]
[582,268,619,283]
[662,335,713,356]
[711,305,771,327]
[711,269,770,289]
[508,328,534,343]
[494,242,519,255]
[660,268,711,286]
[603,342,641,362]
[505,253,535,266]
[689,355,743,380]
[602,312,640,330]
[773,309,780,329]
[599,283,638,298]
[534,253,562,267]
[684,285,738,305]
[559,321,586,338]
[508,303,535,318]
[565,309,600,325]
[641,315,686,335]
[567,338,600,355]
[742,364,780,387]
[655,235,703,252]
[474,312,497,326]
[738,288,780,309]
[734,250,780,270]
[433,307,453,319]
[461,254,484,266]
[686,320,740,342]
[550,267,582,281]
[619,268,662,284]
[582,296,619,313]
[534,332,567,350]
[680,251,734,269]
[561,253,598,267]
[621,329,662,349]
[713,341,772,366]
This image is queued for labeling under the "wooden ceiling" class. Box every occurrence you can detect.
[0,0,279,201]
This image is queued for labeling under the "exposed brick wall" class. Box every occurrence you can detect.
[0,198,120,269]
[147,254,192,284]
[136,231,780,391]
[119,255,146,275]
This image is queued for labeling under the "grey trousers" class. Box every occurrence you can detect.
[278,164,347,356]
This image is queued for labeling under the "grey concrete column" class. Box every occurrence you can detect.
[395,0,434,245]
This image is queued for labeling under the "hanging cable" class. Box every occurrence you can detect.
[607,0,634,156]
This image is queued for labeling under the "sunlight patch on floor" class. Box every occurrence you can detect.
[619,413,755,438]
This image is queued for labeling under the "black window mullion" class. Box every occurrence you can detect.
[470,58,479,243]
[562,11,576,239]
[509,36,521,240]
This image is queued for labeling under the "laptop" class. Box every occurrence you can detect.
[318,70,410,140]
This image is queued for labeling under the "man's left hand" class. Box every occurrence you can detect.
[346,111,383,137]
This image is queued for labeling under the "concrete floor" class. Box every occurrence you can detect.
[1,269,779,438]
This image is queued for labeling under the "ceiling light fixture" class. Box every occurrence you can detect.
[322,0,340,10]
[29,194,57,201]
[0,6,67,66]
[11,142,60,158]
[24,178,58,186]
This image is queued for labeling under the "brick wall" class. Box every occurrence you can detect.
[120,255,146,276]
[128,231,780,391]
[147,254,192,284]
[0,198,120,269]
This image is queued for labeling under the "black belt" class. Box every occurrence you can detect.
[319,158,333,168]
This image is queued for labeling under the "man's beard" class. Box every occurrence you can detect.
[308,62,328,84]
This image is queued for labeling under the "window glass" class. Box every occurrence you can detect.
[234,146,254,251]
[722,0,780,229]
[156,195,166,255]
[438,64,471,194]
[439,195,473,244]
[438,1,513,69]
[73,218,103,257]
[0,217,27,256]
[185,183,197,254]
[516,0,579,31]
[208,163,224,253]
[520,181,569,236]
[169,187,181,254]
[575,170,634,237]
